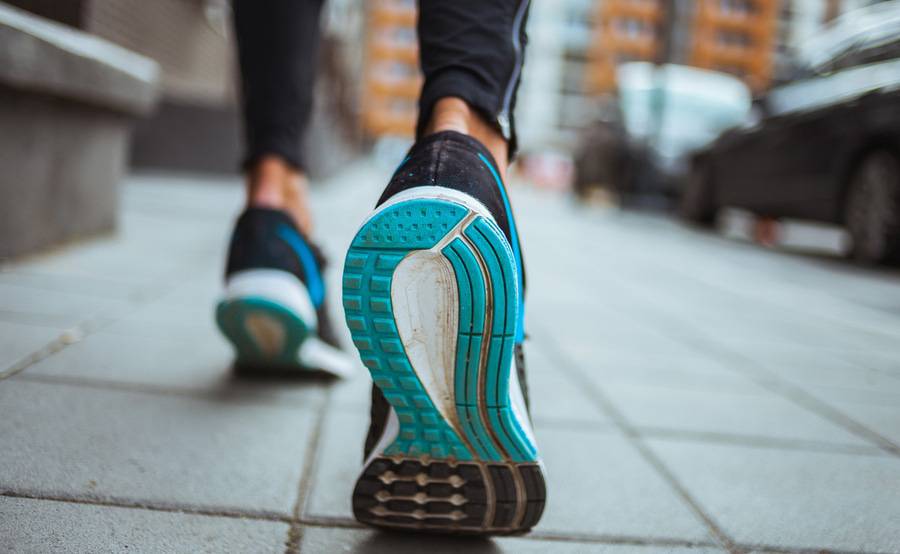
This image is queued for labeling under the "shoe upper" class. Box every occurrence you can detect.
[363,131,533,460]
[379,131,526,341]
[225,207,341,348]
[379,133,514,243]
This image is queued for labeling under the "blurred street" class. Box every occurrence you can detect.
[2,163,900,553]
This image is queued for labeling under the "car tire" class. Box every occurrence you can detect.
[845,149,900,265]
[679,161,717,226]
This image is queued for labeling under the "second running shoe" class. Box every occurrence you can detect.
[343,131,546,535]
[217,207,355,378]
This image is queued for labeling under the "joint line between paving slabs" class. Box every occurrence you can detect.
[535,325,744,554]
[0,489,292,523]
[0,277,182,382]
[657,326,900,458]
[12,372,327,413]
[0,248,229,382]
[284,389,333,554]
[598,273,900,458]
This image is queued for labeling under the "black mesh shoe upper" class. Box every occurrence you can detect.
[364,386,391,460]
[378,131,519,255]
[226,209,316,286]
[225,207,340,349]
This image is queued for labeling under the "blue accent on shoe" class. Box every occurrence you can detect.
[344,196,538,464]
[277,224,325,307]
[477,152,525,344]
[393,155,411,176]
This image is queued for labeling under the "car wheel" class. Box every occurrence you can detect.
[845,149,900,265]
[679,161,716,226]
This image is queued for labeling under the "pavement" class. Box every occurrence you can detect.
[1,163,900,554]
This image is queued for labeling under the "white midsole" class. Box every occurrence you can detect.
[298,336,357,378]
[356,186,496,235]
[222,268,318,330]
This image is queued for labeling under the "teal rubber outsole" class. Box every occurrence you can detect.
[216,297,310,368]
[343,197,537,464]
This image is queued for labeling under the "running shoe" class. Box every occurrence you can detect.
[344,131,545,534]
[217,207,354,378]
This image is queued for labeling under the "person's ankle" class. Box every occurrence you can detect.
[246,155,313,235]
[425,97,509,181]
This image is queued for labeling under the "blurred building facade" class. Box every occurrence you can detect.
[689,0,781,92]
[550,0,889,147]
[583,0,870,95]
[5,0,889,165]
[6,0,364,177]
[586,0,664,95]
[357,0,888,153]
[363,0,419,137]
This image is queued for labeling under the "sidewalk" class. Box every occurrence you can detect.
[2,164,899,553]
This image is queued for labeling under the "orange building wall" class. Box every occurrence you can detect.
[363,0,420,137]
[587,0,781,94]
[689,0,780,92]
[586,0,664,95]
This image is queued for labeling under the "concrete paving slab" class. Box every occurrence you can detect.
[0,496,289,554]
[575,353,767,394]
[5,169,900,552]
[523,341,612,424]
[0,380,318,516]
[299,526,724,553]
[842,349,900,377]
[0,268,146,301]
[0,321,60,373]
[306,414,707,541]
[738,344,900,393]
[805,385,900,409]
[18,231,192,286]
[533,309,703,363]
[304,411,368,521]
[22,330,329,407]
[602,383,873,447]
[812,400,900,447]
[0,282,129,329]
[647,438,900,552]
[152,275,230,313]
[101,298,223,342]
[329,373,374,411]
[534,426,710,541]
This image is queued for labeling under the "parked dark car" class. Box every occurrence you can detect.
[614,63,750,207]
[681,3,900,265]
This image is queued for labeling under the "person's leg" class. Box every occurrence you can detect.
[217,0,354,378]
[347,0,544,535]
[232,0,324,236]
[417,0,531,180]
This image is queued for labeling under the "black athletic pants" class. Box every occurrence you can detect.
[232,0,530,171]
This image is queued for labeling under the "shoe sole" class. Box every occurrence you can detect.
[343,189,546,535]
[216,269,313,371]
